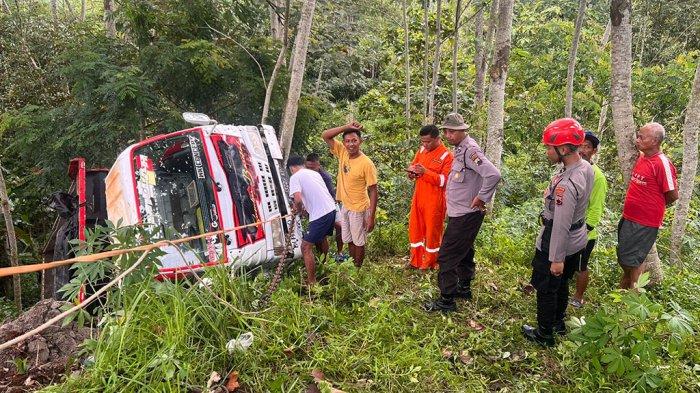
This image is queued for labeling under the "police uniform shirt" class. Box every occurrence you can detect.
[446,136,502,217]
[536,159,594,262]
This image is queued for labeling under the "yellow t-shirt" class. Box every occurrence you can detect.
[330,142,378,212]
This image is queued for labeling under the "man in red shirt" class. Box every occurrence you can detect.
[618,122,678,289]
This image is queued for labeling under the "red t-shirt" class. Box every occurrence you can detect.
[622,152,677,228]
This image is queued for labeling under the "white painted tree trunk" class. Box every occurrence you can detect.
[278,0,317,162]
[403,0,411,124]
[0,162,21,311]
[670,61,700,266]
[427,0,443,123]
[473,3,485,107]
[104,0,116,38]
[451,0,462,112]
[564,0,587,118]
[484,0,514,171]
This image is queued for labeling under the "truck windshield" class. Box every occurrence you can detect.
[132,132,222,262]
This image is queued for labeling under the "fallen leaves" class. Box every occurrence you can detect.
[225,372,240,392]
[307,369,346,393]
[468,319,485,331]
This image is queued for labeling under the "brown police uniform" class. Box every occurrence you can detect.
[531,159,593,335]
[437,136,501,298]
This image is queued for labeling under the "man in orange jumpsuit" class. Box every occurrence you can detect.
[407,124,454,269]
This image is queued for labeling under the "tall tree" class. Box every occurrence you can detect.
[475,0,499,108]
[0,162,21,311]
[269,0,285,42]
[484,0,514,170]
[80,0,86,21]
[451,0,462,112]
[670,61,700,266]
[564,0,587,118]
[473,1,485,107]
[611,0,663,284]
[278,0,317,161]
[261,0,290,125]
[403,0,411,125]
[104,0,116,38]
[427,0,443,122]
[422,0,430,123]
[597,21,612,136]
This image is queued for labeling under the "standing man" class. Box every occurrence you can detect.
[407,124,453,269]
[287,156,337,285]
[424,113,501,312]
[322,122,378,268]
[570,130,608,308]
[522,118,593,347]
[305,153,345,261]
[618,122,677,290]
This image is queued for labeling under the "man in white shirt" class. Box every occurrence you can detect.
[288,156,337,285]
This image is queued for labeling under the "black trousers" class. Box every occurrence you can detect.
[437,211,485,297]
[530,248,580,335]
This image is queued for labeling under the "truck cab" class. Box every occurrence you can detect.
[46,114,301,297]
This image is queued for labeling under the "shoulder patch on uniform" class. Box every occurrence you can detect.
[469,152,483,166]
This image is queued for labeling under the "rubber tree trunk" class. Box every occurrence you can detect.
[670,61,700,266]
[262,0,290,126]
[422,0,430,124]
[104,0,116,38]
[278,0,316,163]
[451,0,462,112]
[564,0,587,118]
[473,3,485,107]
[484,0,514,171]
[403,0,411,125]
[596,21,612,136]
[476,0,499,108]
[0,162,21,311]
[269,0,285,43]
[427,0,443,123]
[611,0,662,284]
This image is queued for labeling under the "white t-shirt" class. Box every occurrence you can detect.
[289,168,336,221]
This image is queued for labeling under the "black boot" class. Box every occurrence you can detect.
[553,321,567,336]
[454,284,473,300]
[521,324,555,347]
[423,296,457,312]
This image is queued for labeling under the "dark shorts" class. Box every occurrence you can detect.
[576,239,596,272]
[303,210,336,244]
[617,218,658,268]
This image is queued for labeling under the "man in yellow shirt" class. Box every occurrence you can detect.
[322,122,378,267]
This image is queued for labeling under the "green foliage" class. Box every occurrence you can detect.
[567,274,697,391]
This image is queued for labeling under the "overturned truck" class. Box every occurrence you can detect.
[43,113,301,299]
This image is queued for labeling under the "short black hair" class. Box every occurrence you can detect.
[306,152,320,162]
[342,129,362,139]
[419,124,440,138]
[287,155,304,168]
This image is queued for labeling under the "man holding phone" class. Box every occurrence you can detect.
[407,124,453,269]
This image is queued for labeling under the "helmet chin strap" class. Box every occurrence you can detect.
[554,146,572,162]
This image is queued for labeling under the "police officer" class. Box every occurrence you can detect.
[522,118,594,346]
[424,113,501,312]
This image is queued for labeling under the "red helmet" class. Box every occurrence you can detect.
[542,118,585,146]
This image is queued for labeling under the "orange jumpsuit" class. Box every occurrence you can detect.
[409,143,453,269]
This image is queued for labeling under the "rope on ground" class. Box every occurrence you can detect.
[0,214,292,278]
[0,250,150,352]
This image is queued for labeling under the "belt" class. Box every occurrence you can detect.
[540,215,585,231]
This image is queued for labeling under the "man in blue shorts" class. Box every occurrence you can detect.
[288,156,337,285]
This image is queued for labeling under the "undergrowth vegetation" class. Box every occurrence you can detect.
[41,210,699,393]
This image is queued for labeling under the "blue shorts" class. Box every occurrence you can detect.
[303,210,336,244]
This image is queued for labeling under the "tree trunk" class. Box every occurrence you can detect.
[51,0,58,22]
[451,0,462,112]
[403,0,411,125]
[314,58,324,95]
[427,0,443,123]
[269,0,285,42]
[80,0,86,21]
[670,61,700,266]
[422,0,430,124]
[104,0,116,38]
[0,162,21,311]
[64,0,75,18]
[611,0,663,284]
[564,0,587,118]
[484,0,514,171]
[278,0,317,162]
[476,0,500,107]
[597,21,612,136]
[473,2,485,107]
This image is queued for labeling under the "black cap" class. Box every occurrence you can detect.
[584,130,600,148]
